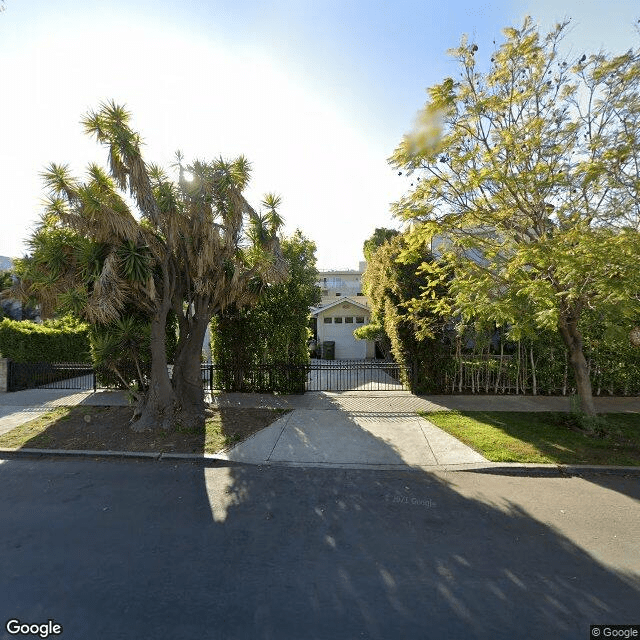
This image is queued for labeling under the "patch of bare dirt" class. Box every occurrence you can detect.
[21,406,286,454]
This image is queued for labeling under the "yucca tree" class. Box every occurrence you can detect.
[166,154,288,423]
[15,156,175,427]
[17,101,288,431]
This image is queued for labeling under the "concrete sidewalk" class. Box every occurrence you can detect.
[208,390,640,413]
[1,388,639,470]
[211,391,640,469]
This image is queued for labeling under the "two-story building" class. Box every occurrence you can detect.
[310,262,375,360]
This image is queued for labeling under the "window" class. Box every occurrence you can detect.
[323,317,332,324]
[357,292,364,296]
[335,293,341,296]
[355,316,364,323]
[334,317,343,324]
[345,317,353,323]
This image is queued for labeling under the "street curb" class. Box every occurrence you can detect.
[0,447,161,460]
[456,463,640,477]
[0,448,241,465]
[1,447,639,475]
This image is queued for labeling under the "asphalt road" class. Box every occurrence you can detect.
[0,456,638,640]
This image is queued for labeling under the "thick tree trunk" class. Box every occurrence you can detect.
[557,314,596,416]
[172,310,210,429]
[130,259,178,432]
[131,309,178,431]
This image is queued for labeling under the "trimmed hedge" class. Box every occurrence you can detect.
[0,317,91,363]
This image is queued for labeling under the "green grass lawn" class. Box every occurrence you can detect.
[422,411,640,466]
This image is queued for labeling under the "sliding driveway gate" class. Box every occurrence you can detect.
[205,359,411,392]
[304,359,410,391]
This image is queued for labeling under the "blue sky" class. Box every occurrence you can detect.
[1,0,638,269]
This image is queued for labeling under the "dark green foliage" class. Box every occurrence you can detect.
[0,316,91,363]
[358,232,452,393]
[0,270,12,291]
[211,230,320,393]
[448,316,640,396]
[363,227,399,262]
[90,309,178,390]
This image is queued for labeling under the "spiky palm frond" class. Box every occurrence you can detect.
[58,287,89,317]
[75,239,107,282]
[40,196,70,227]
[82,102,161,226]
[247,213,270,245]
[230,155,252,191]
[117,240,151,283]
[148,163,169,187]
[40,163,80,201]
[89,331,122,368]
[81,100,132,143]
[112,315,151,353]
[154,180,181,221]
[261,193,284,235]
[28,227,77,277]
[86,163,116,192]
[74,182,140,243]
[261,192,282,210]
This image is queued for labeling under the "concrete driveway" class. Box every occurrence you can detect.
[0,388,487,468]
[223,405,487,468]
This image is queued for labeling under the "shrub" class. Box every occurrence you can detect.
[0,316,91,363]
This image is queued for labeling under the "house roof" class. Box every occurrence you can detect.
[318,270,363,276]
[310,296,370,317]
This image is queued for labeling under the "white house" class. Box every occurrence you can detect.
[311,263,375,359]
[317,262,368,305]
[311,297,375,359]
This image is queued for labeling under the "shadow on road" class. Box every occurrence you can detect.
[1,414,639,640]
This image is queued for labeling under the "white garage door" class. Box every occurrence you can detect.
[324,321,366,359]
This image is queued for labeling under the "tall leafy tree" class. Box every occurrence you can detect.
[356,231,451,391]
[16,102,287,430]
[390,18,640,414]
[212,229,321,391]
[363,227,399,262]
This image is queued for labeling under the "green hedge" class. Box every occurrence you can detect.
[0,317,91,363]
[211,310,310,394]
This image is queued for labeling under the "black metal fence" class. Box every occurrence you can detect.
[205,362,307,394]
[7,360,412,393]
[204,359,411,392]
[7,361,142,392]
[7,361,97,392]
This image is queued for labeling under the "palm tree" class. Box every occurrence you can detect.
[18,101,289,431]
